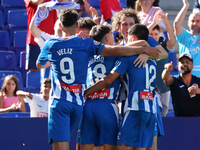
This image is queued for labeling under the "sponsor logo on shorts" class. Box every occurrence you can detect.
[140,91,153,100]
[61,83,81,93]
[36,112,48,117]
[87,89,110,99]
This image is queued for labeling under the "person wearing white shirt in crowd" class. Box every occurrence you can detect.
[17,78,51,117]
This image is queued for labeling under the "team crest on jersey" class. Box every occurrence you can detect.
[93,40,100,45]
[197,39,200,44]
[140,91,153,101]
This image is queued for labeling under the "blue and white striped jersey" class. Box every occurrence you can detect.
[37,35,105,105]
[113,56,157,114]
[86,55,121,101]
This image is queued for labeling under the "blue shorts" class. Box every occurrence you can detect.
[154,105,164,136]
[26,44,40,70]
[117,111,155,148]
[48,99,83,143]
[78,99,119,146]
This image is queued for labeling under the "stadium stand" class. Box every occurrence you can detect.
[0,10,4,30]
[1,0,25,24]
[0,112,30,117]
[19,51,27,87]
[0,51,17,71]
[7,9,27,45]
[26,71,41,93]
[13,30,27,66]
[0,30,10,50]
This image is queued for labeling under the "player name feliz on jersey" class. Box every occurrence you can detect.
[57,48,73,56]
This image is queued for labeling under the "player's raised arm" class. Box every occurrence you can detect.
[100,45,161,59]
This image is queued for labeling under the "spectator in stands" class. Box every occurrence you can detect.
[174,0,200,78]
[193,0,200,13]
[162,53,200,117]
[73,0,92,17]
[148,12,176,117]
[17,78,51,117]
[24,0,57,72]
[111,8,167,58]
[136,0,166,32]
[0,75,26,113]
[111,8,140,44]
[100,0,121,23]
[127,0,159,9]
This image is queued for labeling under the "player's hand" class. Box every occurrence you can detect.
[77,30,90,38]
[164,61,173,71]
[144,47,160,59]
[84,90,89,99]
[38,4,46,9]
[182,0,189,6]
[134,54,149,68]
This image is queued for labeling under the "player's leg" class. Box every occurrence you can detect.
[103,144,116,150]
[146,135,157,150]
[120,142,134,150]
[80,144,94,150]
[93,146,103,150]
[52,141,69,150]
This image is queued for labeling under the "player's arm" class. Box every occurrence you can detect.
[162,61,174,86]
[173,0,189,35]
[84,71,121,98]
[100,45,160,59]
[127,40,150,47]
[36,61,51,69]
[29,4,44,39]
[36,41,51,69]
[155,45,168,59]
[17,90,33,99]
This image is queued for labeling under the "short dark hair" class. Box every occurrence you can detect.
[128,24,149,41]
[59,9,78,27]
[89,25,111,42]
[78,17,96,30]
[152,25,160,32]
